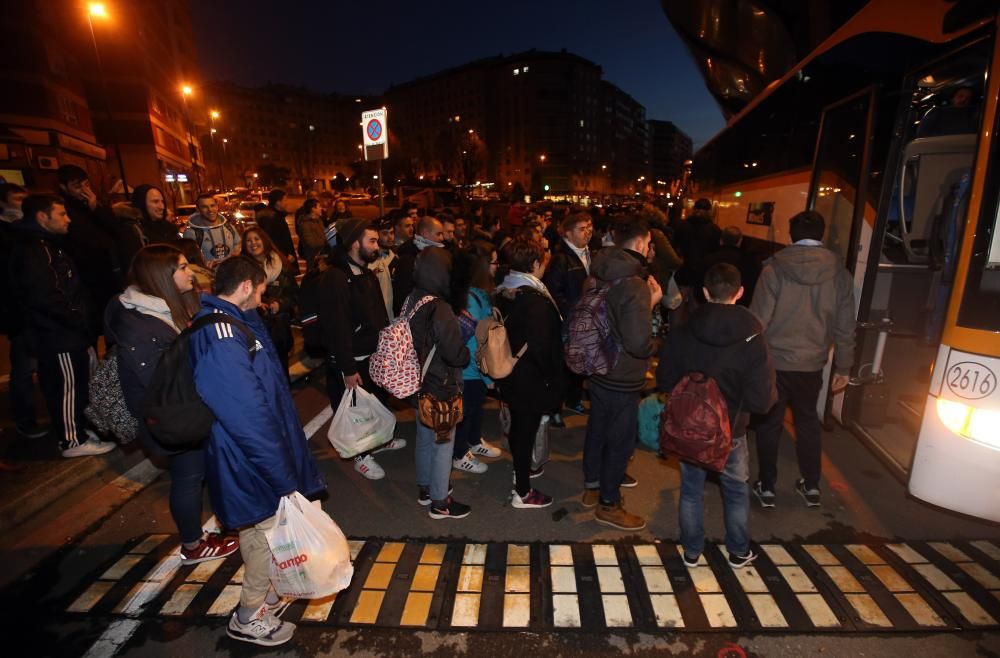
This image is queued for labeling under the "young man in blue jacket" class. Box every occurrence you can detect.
[190,255,326,647]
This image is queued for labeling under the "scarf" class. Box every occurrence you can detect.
[119,285,180,332]
[414,234,444,251]
[261,252,283,284]
[498,271,562,321]
[563,237,591,274]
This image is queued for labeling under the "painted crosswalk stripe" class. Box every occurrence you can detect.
[853,550,946,627]
[593,545,631,627]
[452,543,487,627]
[928,542,972,563]
[160,584,201,616]
[731,564,788,628]
[551,545,581,627]
[915,541,1000,626]
[186,558,225,584]
[674,546,736,628]
[804,544,891,627]
[942,592,996,625]
[503,544,532,627]
[761,544,840,629]
[970,541,1000,561]
[886,543,929,564]
[352,541,403,624]
[68,535,174,613]
[114,552,183,615]
[67,581,116,613]
[399,543,446,626]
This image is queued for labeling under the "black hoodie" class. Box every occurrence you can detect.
[656,302,776,437]
[407,248,469,399]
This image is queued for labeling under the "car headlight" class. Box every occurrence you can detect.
[234,212,244,219]
[936,397,1000,450]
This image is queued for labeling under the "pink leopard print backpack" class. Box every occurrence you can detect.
[370,295,436,398]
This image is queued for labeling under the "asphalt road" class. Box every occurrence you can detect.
[5,370,1000,657]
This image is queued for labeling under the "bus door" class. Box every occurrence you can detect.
[844,37,991,479]
[806,87,878,421]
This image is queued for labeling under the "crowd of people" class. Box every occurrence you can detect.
[0,165,856,646]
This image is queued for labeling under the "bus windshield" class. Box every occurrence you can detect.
[957,100,1000,331]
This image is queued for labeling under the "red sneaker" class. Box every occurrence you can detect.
[180,533,240,565]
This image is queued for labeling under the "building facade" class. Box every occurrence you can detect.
[1,0,206,205]
[648,119,693,186]
[202,84,378,193]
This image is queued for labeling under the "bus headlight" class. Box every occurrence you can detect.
[936,398,1000,450]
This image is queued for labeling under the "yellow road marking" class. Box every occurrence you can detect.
[846,545,885,565]
[350,590,385,624]
[505,565,530,593]
[400,591,433,626]
[804,545,839,566]
[376,542,405,563]
[507,544,530,566]
[451,593,480,627]
[456,565,484,592]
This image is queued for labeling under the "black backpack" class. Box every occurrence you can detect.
[295,268,325,358]
[143,313,256,448]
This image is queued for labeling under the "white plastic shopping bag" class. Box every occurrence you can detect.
[265,492,354,599]
[327,386,396,458]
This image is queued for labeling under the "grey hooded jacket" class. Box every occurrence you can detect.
[749,243,855,374]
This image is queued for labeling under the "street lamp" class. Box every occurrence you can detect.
[86,3,129,194]
[179,84,200,194]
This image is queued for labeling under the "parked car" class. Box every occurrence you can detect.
[233,201,258,224]
[338,191,371,205]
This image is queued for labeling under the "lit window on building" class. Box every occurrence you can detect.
[523,66,529,72]
[513,68,520,75]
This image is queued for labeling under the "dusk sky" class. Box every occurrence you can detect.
[189,0,725,148]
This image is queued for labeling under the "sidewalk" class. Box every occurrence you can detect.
[0,339,323,538]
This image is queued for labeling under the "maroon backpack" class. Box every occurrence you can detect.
[660,372,733,471]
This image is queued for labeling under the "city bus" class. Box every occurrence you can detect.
[685,1,1000,521]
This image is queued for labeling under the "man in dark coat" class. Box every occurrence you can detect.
[673,198,722,303]
[582,220,661,532]
[57,164,122,337]
[9,195,116,457]
[318,218,403,480]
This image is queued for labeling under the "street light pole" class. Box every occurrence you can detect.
[220,138,228,193]
[210,111,225,191]
[180,86,201,195]
[86,4,129,194]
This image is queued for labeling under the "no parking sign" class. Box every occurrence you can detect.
[362,108,388,161]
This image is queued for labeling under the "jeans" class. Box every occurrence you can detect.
[415,420,454,504]
[508,407,543,497]
[454,379,487,460]
[583,382,639,504]
[8,334,38,429]
[168,448,206,544]
[755,370,823,490]
[679,436,750,558]
[237,514,277,611]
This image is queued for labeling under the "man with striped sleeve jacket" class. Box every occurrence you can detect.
[9,194,116,457]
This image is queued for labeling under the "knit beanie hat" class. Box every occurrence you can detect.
[338,217,372,248]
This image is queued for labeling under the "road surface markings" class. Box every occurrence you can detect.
[550,545,581,627]
[761,544,840,628]
[634,544,684,629]
[675,546,736,628]
[64,537,1000,634]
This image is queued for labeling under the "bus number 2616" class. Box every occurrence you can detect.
[946,362,997,400]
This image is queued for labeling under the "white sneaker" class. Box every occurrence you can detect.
[452,452,487,474]
[61,435,116,458]
[469,438,501,458]
[227,604,295,646]
[373,437,407,453]
[353,454,385,480]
